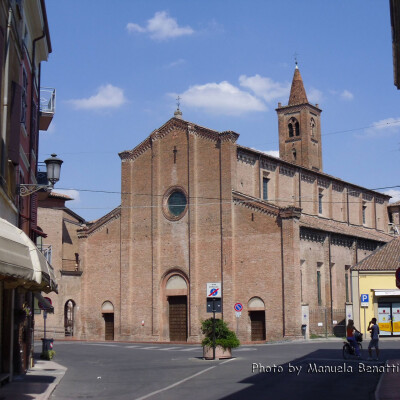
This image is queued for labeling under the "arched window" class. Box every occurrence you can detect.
[64,299,76,337]
[288,117,299,137]
[310,118,315,136]
[295,121,300,136]
[292,148,297,160]
[288,123,293,137]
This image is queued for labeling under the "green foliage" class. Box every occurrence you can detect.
[40,350,56,360]
[201,318,240,349]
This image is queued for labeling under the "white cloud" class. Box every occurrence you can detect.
[263,150,280,158]
[127,11,194,40]
[239,75,290,103]
[364,117,400,136]
[340,90,354,100]
[384,189,400,204]
[52,189,81,204]
[176,81,266,116]
[250,149,280,158]
[166,58,186,68]
[308,88,323,103]
[68,85,127,110]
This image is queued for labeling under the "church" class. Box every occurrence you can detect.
[36,66,394,343]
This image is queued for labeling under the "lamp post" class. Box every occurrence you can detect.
[18,154,63,196]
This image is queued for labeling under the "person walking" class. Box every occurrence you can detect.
[367,318,380,361]
[346,319,361,357]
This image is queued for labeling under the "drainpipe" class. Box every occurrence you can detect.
[1,7,13,180]
[28,31,45,236]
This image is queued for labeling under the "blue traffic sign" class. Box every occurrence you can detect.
[234,303,243,312]
[361,294,369,307]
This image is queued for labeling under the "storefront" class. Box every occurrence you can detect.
[350,237,400,338]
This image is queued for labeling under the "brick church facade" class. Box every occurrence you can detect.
[36,66,394,343]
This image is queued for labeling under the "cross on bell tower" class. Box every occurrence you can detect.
[276,63,323,171]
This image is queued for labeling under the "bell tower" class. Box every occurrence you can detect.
[276,64,323,171]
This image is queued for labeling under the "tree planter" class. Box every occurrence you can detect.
[203,345,232,360]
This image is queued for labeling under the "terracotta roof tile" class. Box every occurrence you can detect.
[288,67,308,105]
[352,237,400,271]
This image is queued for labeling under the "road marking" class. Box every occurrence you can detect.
[158,347,182,351]
[178,348,198,351]
[140,346,160,350]
[234,348,257,352]
[135,366,217,400]
[125,345,140,348]
[220,358,237,365]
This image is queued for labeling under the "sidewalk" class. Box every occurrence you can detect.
[0,357,67,400]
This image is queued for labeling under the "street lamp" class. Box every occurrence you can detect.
[18,154,63,197]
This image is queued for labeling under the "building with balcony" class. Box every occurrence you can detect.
[0,0,56,381]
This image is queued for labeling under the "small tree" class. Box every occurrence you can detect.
[201,318,240,350]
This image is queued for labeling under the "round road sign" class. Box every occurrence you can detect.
[234,303,243,312]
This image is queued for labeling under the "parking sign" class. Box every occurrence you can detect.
[361,294,369,307]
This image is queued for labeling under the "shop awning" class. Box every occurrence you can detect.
[0,217,57,293]
[373,289,400,297]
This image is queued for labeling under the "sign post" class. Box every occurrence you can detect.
[234,303,243,335]
[361,294,369,335]
[207,283,221,360]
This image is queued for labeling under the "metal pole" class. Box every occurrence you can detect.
[364,308,366,336]
[325,308,328,338]
[212,299,216,360]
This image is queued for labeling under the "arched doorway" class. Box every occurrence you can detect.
[166,275,188,342]
[64,300,76,337]
[102,301,114,341]
[248,297,266,341]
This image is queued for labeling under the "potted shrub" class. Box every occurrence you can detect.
[201,318,240,359]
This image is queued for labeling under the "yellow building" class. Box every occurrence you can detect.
[351,237,400,337]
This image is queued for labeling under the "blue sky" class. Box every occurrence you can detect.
[39,1,400,221]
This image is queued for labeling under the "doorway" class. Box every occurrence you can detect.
[378,302,400,336]
[250,311,266,341]
[103,314,114,340]
[64,300,75,337]
[168,296,187,342]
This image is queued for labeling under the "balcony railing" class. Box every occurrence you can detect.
[61,259,82,276]
[39,87,56,131]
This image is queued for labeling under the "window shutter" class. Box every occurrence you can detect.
[9,81,22,165]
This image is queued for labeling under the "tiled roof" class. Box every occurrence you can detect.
[352,237,400,271]
[299,213,393,243]
[288,67,308,105]
[48,191,73,200]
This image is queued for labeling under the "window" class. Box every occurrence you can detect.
[21,68,28,126]
[163,187,188,221]
[168,191,187,217]
[317,270,322,306]
[318,191,323,214]
[262,177,269,200]
[292,148,297,161]
[362,203,367,225]
[288,123,293,137]
[288,117,299,138]
[295,121,300,136]
[310,118,315,136]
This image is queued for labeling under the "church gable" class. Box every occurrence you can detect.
[118,117,236,163]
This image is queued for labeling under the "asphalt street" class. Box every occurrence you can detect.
[44,339,400,400]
